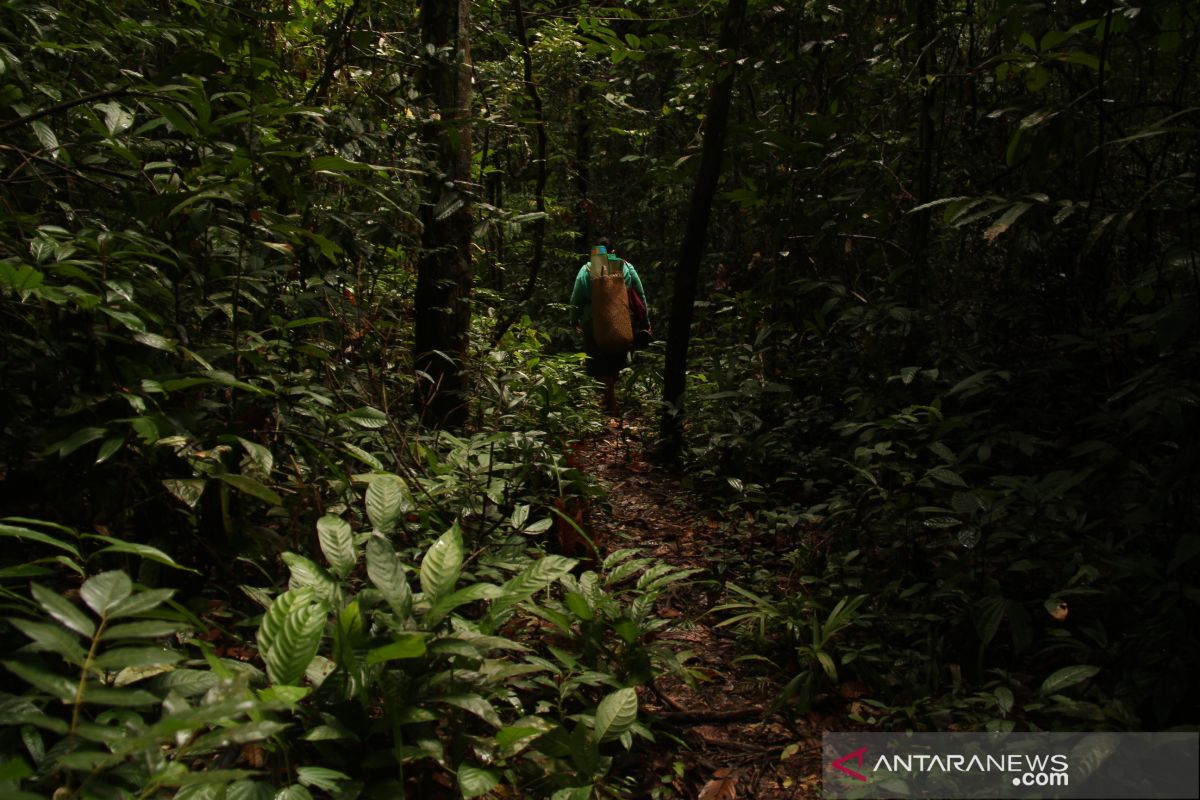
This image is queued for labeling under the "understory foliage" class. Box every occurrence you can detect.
[673,0,1199,733]
[1,0,1198,796]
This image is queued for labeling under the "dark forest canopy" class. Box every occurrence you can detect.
[1,0,1197,797]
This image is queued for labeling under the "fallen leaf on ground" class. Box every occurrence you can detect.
[698,768,737,800]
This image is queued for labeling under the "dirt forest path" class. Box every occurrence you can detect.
[572,419,829,799]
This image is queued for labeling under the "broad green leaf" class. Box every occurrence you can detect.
[274,786,314,800]
[975,596,1007,647]
[107,588,177,618]
[316,515,356,579]
[338,406,388,429]
[260,590,326,686]
[1040,665,1100,695]
[420,524,463,604]
[459,766,501,798]
[103,619,182,640]
[995,686,1015,715]
[424,583,504,627]
[81,571,133,616]
[226,781,275,800]
[0,523,80,556]
[31,584,95,637]
[92,646,185,671]
[55,427,106,458]
[927,468,968,488]
[282,553,340,606]
[113,663,176,687]
[95,437,124,464]
[31,121,58,157]
[983,202,1032,243]
[79,683,159,706]
[8,618,86,664]
[311,155,384,172]
[365,475,406,533]
[594,687,638,742]
[100,307,146,332]
[499,556,577,604]
[237,437,274,479]
[435,693,501,727]
[366,536,412,619]
[163,479,206,508]
[217,473,283,506]
[92,540,195,572]
[296,766,350,792]
[365,634,428,664]
[1,660,76,700]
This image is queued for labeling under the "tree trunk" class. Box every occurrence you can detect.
[490,0,549,345]
[659,0,748,457]
[574,55,593,254]
[414,0,473,429]
[908,0,938,297]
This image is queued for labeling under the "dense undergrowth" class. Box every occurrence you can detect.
[678,271,1198,733]
[2,0,1198,797]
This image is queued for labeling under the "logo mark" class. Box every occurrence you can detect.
[832,747,869,781]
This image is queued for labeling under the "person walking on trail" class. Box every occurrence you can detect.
[569,239,650,415]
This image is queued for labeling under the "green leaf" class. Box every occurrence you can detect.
[8,618,86,664]
[100,307,146,332]
[31,584,95,637]
[424,583,504,627]
[316,515,356,579]
[311,155,385,172]
[107,588,177,618]
[338,406,388,429]
[594,687,638,742]
[55,427,107,457]
[365,475,406,533]
[435,693,501,727]
[80,683,159,706]
[500,556,577,604]
[459,766,501,798]
[420,524,463,605]
[296,766,350,792]
[92,539,196,572]
[92,646,185,671]
[31,121,59,158]
[927,468,968,488]
[1040,665,1100,695]
[81,571,133,616]
[282,553,340,606]
[273,786,314,800]
[983,202,1032,243]
[103,620,183,640]
[260,589,326,686]
[365,634,428,664]
[95,437,124,464]
[0,523,80,556]
[1,659,76,700]
[975,596,1006,647]
[995,686,1015,715]
[366,536,412,619]
[216,473,283,506]
[163,479,206,509]
[226,781,275,800]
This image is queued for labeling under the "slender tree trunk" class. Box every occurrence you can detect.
[908,0,938,298]
[574,58,593,254]
[414,0,473,428]
[491,0,549,345]
[659,0,748,457]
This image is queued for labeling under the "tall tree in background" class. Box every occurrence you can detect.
[659,0,748,457]
[414,0,474,428]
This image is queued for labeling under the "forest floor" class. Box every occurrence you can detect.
[573,417,832,800]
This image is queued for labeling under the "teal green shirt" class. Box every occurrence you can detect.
[569,260,648,325]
